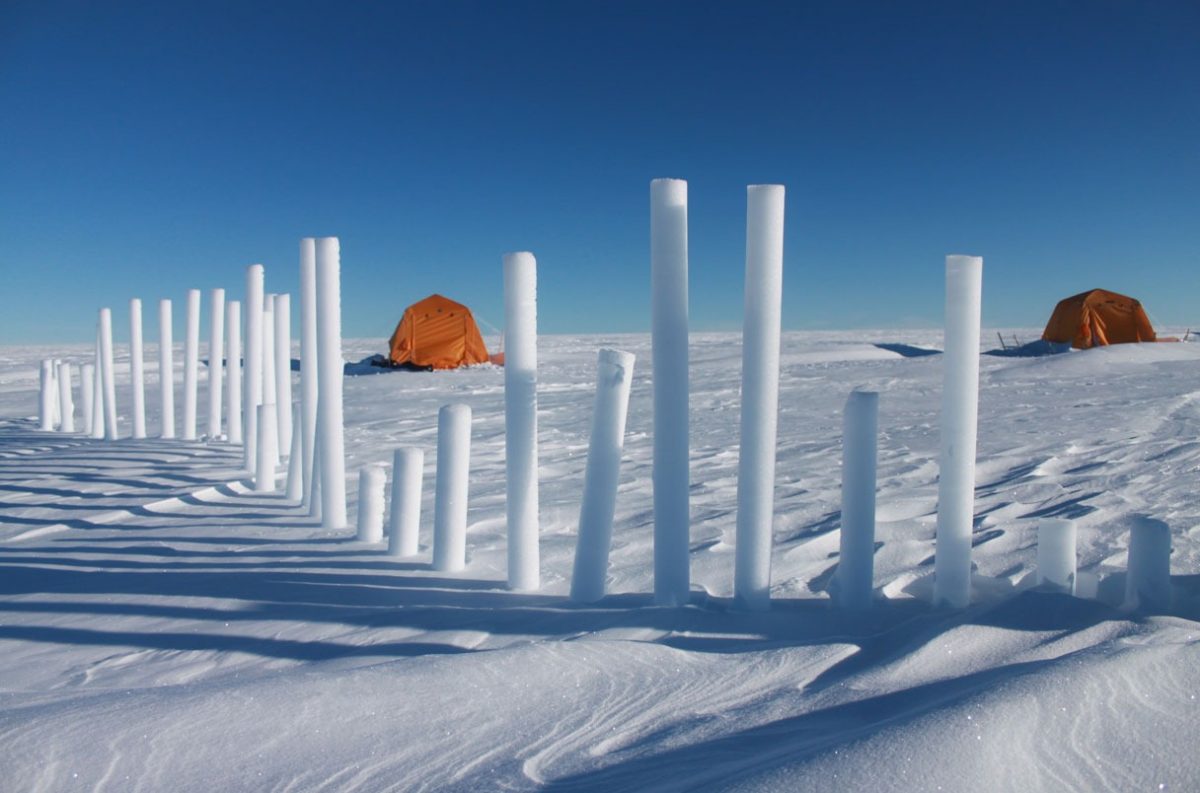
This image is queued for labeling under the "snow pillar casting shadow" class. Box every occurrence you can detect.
[90,337,105,439]
[299,238,320,512]
[130,298,147,439]
[734,184,786,611]
[433,404,471,572]
[226,300,243,444]
[99,308,118,440]
[315,238,347,529]
[356,465,386,544]
[255,403,279,493]
[504,251,539,591]
[570,349,636,604]
[285,403,303,501]
[262,298,280,470]
[388,447,424,558]
[56,362,75,433]
[273,293,293,457]
[832,390,879,609]
[933,254,983,608]
[182,288,201,441]
[81,363,95,435]
[1036,518,1076,595]
[244,264,265,471]
[208,288,225,440]
[158,298,175,439]
[39,359,55,431]
[1125,515,1172,613]
[650,177,691,606]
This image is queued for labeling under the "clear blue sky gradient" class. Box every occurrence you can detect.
[2,1,1197,343]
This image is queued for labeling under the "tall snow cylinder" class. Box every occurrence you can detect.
[299,238,319,510]
[57,362,75,433]
[933,254,983,609]
[387,447,424,558]
[273,293,293,456]
[129,298,147,439]
[226,300,243,444]
[315,238,347,529]
[243,264,265,470]
[182,288,201,440]
[651,177,691,606]
[433,404,471,572]
[208,288,225,439]
[1125,516,1172,612]
[99,308,118,440]
[254,403,279,493]
[91,338,105,439]
[50,360,60,428]
[81,363,95,435]
[504,251,540,591]
[158,299,175,439]
[570,348,637,603]
[39,359,55,431]
[285,403,303,501]
[356,465,386,543]
[1036,518,1077,595]
[733,184,786,611]
[834,390,879,609]
[262,301,280,469]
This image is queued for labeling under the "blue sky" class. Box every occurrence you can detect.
[2,0,1197,343]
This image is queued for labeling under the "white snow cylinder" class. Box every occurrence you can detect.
[273,293,293,457]
[315,238,347,529]
[226,300,243,444]
[933,254,983,608]
[570,348,636,603]
[733,184,786,611]
[39,359,55,431]
[182,288,201,440]
[91,336,105,439]
[1036,518,1077,595]
[387,447,424,557]
[308,422,322,520]
[244,264,265,470]
[833,390,879,609]
[254,403,279,493]
[504,251,540,591]
[285,403,303,501]
[129,298,147,439]
[57,362,75,433]
[158,298,175,439]
[50,361,60,428]
[208,288,225,439]
[356,465,386,543]
[262,300,281,469]
[1125,516,1172,612]
[99,307,118,440]
[299,238,319,510]
[433,403,471,572]
[81,363,95,435]
[650,177,691,606]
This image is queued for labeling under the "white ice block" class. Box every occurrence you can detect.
[933,254,983,608]
[299,238,319,510]
[356,465,386,543]
[650,177,691,606]
[504,251,540,591]
[158,299,175,439]
[1036,519,1077,595]
[570,349,636,603]
[254,403,279,493]
[315,238,347,529]
[182,289,201,440]
[208,288,225,439]
[833,390,879,609]
[1125,516,1172,612]
[226,300,243,444]
[734,184,786,611]
[433,404,471,572]
[285,403,303,501]
[99,308,118,440]
[129,298,146,439]
[57,362,75,433]
[387,447,424,558]
[244,264,265,470]
[39,359,55,431]
[81,363,95,435]
[273,293,293,457]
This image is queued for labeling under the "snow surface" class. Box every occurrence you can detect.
[1,330,1198,791]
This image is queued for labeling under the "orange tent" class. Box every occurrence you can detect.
[1041,289,1157,349]
[388,294,493,370]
